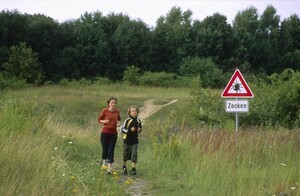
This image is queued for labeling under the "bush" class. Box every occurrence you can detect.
[241,69,300,128]
[139,71,176,87]
[122,65,141,85]
[179,57,226,88]
[0,73,27,89]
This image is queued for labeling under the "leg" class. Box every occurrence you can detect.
[100,133,109,161]
[106,134,117,174]
[123,143,132,175]
[131,144,138,175]
[107,134,117,163]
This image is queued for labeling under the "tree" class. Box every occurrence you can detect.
[232,6,260,71]
[279,14,300,71]
[152,6,192,73]
[192,13,234,69]
[2,42,42,84]
[257,5,280,73]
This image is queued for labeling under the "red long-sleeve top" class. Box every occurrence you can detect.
[98,108,121,134]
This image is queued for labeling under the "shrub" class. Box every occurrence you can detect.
[241,69,300,128]
[179,57,226,88]
[139,71,176,87]
[0,73,27,89]
[122,65,141,85]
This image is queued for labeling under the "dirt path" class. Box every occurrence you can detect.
[122,99,178,196]
[139,99,178,123]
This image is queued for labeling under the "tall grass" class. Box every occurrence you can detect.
[143,120,300,195]
[0,83,298,195]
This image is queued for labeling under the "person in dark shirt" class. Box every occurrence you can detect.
[120,105,142,175]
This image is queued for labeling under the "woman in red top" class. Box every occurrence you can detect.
[98,96,121,174]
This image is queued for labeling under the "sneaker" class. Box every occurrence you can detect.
[107,168,112,175]
[101,163,108,170]
[101,160,108,170]
[123,166,128,175]
[131,167,137,175]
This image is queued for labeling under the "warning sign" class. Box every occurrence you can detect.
[221,69,254,98]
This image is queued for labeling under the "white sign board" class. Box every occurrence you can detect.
[225,100,249,113]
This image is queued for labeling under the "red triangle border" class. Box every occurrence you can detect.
[221,69,254,98]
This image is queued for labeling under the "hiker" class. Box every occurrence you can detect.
[120,105,142,175]
[98,96,121,174]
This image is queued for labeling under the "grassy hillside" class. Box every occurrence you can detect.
[0,83,299,195]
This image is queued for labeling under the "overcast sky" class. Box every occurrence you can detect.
[1,0,300,27]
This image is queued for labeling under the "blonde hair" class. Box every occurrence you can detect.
[127,105,139,116]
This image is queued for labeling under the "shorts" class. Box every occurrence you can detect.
[123,143,138,163]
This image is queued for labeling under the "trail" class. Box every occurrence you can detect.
[121,99,178,196]
[139,99,178,123]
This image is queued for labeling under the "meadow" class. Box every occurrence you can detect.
[0,82,299,195]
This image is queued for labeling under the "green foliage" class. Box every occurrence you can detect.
[240,69,300,128]
[189,69,300,128]
[2,42,43,84]
[0,98,47,136]
[190,86,231,127]
[139,71,177,87]
[0,73,27,89]
[122,65,141,85]
[179,57,226,88]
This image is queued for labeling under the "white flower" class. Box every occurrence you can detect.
[291,187,296,190]
[54,147,58,150]
[69,141,73,144]
[280,163,287,166]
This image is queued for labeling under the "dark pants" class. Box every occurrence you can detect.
[123,143,138,163]
[100,132,117,163]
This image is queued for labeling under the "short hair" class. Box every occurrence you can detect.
[127,105,139,116]
[106,96,118,105]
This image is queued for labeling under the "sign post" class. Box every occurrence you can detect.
[221,69,254,133]
[221,69,254,170]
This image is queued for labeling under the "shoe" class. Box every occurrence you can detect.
[123,166,128,175]
[101,159,108,170]
[101,164,108,170]
[107,168,112,175]
[131,167,137,175]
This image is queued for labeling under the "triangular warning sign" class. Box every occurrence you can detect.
[221,69,254,98]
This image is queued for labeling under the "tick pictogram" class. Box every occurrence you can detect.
[231,80,243,93]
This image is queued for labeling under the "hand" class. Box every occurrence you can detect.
[102,119,110,124]
[137,127,141,132]
[131,127,136,131]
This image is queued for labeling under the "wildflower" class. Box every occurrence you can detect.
[112,171,118,175]
[291,187,296,190]
[62,135,66,138]
[280,163,287,167]
[114,176,120,181]
[69,141,73,144]
[71,189,77,193]
[101,165,108,170]
[70,175,76,179]
[62,174,65,176]
[54,147,58,150]
[125,178,134,185]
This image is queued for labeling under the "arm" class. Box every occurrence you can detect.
[120,118,130,133]
[98,109,110,124]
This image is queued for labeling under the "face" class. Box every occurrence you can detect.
[130,107,138,117]
[109,99,117,110]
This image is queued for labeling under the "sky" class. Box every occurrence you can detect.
[1,0,300,27]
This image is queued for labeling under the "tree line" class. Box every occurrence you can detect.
[0,5,300,85]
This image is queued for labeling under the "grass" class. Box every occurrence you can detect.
[0,83,299,195]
